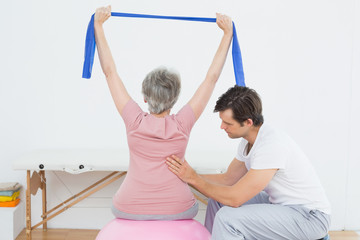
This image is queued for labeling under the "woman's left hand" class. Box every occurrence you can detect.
[95,5,111,26]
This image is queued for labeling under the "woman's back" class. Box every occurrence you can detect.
[113,100,196,215]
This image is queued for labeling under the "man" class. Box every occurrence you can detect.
[166,85,331,240]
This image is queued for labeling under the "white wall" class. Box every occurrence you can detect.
[1,0,359,231]
[346,0,360,230]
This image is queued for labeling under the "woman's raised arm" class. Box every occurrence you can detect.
[188,13,233,120]
[94,6,131,114]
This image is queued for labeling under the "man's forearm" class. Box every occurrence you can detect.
[200,173,232,185]
[191,174,240,207]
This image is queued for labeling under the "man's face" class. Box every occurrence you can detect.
[219,109,250,139]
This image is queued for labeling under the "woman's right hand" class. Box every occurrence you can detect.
[216,13,233,36]
[95,5,111,26]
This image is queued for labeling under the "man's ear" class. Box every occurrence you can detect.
[245,118,253,126]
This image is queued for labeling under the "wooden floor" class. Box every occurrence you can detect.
[15,228,360,240]
[16,229,99,240]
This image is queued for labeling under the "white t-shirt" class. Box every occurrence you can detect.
[236,124,331,214]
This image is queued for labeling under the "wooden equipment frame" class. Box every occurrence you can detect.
[25,170,126,240]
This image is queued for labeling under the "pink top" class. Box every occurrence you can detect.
[113,99,196,215]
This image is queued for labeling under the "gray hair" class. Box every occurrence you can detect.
[142,66,181,114]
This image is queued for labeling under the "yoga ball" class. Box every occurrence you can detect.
[96,219,211,240]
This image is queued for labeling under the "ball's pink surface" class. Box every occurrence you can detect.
[96,219,211,240]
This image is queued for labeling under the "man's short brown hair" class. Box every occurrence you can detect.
[214,85,264,126]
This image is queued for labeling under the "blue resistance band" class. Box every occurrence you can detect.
[82,12,245,86]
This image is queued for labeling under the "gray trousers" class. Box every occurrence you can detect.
[111,201,199,221]
[205,192,331,240]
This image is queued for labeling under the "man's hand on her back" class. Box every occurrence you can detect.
[166,155,197,185]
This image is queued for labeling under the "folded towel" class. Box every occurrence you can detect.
[0,198,20,207]
[0,188,21,197]
[0,182,21,191]
[0,191,20,202]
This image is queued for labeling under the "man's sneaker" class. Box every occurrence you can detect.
[321,234,330,240]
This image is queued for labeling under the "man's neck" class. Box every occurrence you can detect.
[244,124,262,146]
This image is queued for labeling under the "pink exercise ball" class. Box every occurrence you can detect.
[96,219,211,240]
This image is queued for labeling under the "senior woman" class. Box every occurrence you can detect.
[94,6,233,220]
